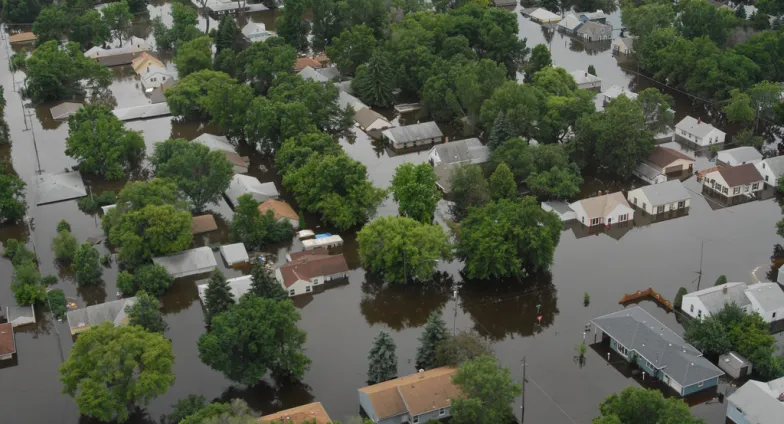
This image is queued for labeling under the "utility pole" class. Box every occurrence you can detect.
[452,284,458,336]
[402,249,406,284]
[521,356,527,422]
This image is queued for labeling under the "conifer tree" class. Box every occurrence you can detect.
[204,269,234,324]
[249,261,287,301]
[126,291,169,333]
[215,15,240,53]
[368,331,398,384]
[353,51,395,108]
[415,311,449,370]
[487,112,514,150]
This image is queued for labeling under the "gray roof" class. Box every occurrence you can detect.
[718,146,762,165]
[317,67,340,81]
[719,351,749,371]
[198,275,251,307]
[337,91,368,111]
[153,247,218,278]
[616,37,635,50]
[580,10,607,20]
[225,174,279,207]
[637,180,691,206]
[683,282,751,315]
[570,70,601,85]
[220,243,249,265]
[242,23,276,41]
[299,66,331,83]
[432,138,489,165]
[50,102,83,120]
[675,116,723,138]
[634,162,662,181]
[745,283,784,312]
[576,21,612,38]
[85,37,149,59]
[434,163,457,193]
[592,306,724,387]
[558,14,582,30]
[541,200,574,216]
[112,102,171,121]
[763,155,784,179]
[66,297,137,334]
[727,377,784,424]
[36,171,87,205]
[603,85,638,101]
[382,122,443,144]
[5,305,35,327]
[191,133,236,153]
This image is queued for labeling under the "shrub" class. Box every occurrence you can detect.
[674,287,688,310]
[46,289,68,319]
[72,243,102,286]
[52,230,78,262]
[77,191,117,213]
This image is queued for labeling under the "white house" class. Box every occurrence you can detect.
[682,283,752,320]
[140,65,175,91]
[275,251,349,296]
[382,122,443,149]
[744,282,784,323]
[428,138,489,166]
[612,37,635,55]
[570,70,602,91]
[727,377,784,424]
[354,107,392,132]
[557,14,582,34]
[524,8,562,23]
[702,164,763,198]
[633,146,694,185]
[627,180,691,215]
[717,146,762,167]
[756,155,784,186]
[675,116,726,147]
[602,85,637,106]
[569,191,634,227]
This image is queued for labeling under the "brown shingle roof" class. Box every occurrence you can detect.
[224,151,249,170]
[295,57,322,71]
[131,52,165,74]
[0,323,16,356]
[258,402,332,424]
[9,32,36,43]
[647,146,694,168]
[358,367,460,420]
[259,199,298,221]
[279,254,349,287]
[717,163,763,187]
[191,214,218,234]
[289,248,328,262]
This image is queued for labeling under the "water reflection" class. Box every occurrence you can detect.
[359,273,452,330]
[216,378,315,416]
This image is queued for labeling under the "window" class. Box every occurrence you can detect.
[678,201,685,209]
[766,175,770,182]
[617,344,628,356]
[698,381,704,387]
[753,183,760,190]
[722,187,729,194]
[763,163,767,169]
[645,360,653,370]
[733,187,741,195]
[305,286,312,293]
[618,214,627,222]
[698,310,702,318]
[289,289,295,296]
[413,416,419,424]
[439,408,445,416]
[642,202,646,209]
[633,197,637,205]
[773,312,777,319]
[744,185,750,193]
[590,217,601,226]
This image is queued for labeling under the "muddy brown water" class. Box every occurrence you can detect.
[0,4,782,424]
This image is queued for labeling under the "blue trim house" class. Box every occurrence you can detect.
[592,306,724,396]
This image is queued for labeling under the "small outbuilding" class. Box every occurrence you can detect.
[36,171,87,205]
[225,175,279,207]
[50,102,83,120]
[627,180,691,215]
[602,85,638,105]
[8,32,37,44]
[613,37,635,55]
[191,214,218,235]
[541,201,576,221]
[0,323,15,360]
[219,243,249,266]
[6,305,36,327]
[382,122,444,149]
[66,297,137,336]
[153,247,217,279]
[718,352,752,379]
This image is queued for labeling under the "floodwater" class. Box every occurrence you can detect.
[1,4,782,424]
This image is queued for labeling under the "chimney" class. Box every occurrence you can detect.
[778,393,784,401]
[585,72,588,77]
[598,190,603,196]
[698,118,701,124]
[723,285,728,294]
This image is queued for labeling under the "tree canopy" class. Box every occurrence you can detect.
[229,194,295,250]
[390,163,441,223]
[249,261,288,301]
[117,264,174,297]
[126,291,169,333]
[174,36,214,77]
[367,331,398,384]
[448,165,491,221]
[353,50,396,107]
[593,387,705,424]
[451,355,521,424]
[416,311,449,370]
[24,41,111,103]
[73,242,102,286]
[203,269,235,325]
[0,161,26,224]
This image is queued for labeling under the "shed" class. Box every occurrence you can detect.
[382,122,444,149]
[298,230,315,240]
[526,8,562,23]
[36,171,87,205]
[719,352,752,379]
[197,275,253,308]
[153,246,217,278]
[50,102,84,120]
[541,201,576,221]
[302,234,344,250]
[220,243,249,266]
[191,214,218,235]
[602,85,638,104]
[0,323,15,360]
[632,162,667,185]
[354,107,392,132]
[5,305,35,327]
[8,32,37,44]
[225,175,280,207]
[66,297,137,336]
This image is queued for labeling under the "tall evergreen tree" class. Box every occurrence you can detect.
[204,269,234,324]
[215,15,240,53]
[249,262,287,301]
[368,331,398,384]
[587,64,597,76]
[487,112,514,150]
[352,51,395,108]
[415,311,449,370]
[0,87,9,145]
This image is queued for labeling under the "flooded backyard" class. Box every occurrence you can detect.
[1,4,782,424]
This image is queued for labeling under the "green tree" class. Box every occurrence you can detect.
[588,64,597,76]
[175,36,213,77]
[0,162,27,224]
[166,395,207,424]
[715,275,728,286]
[526,165,583,200]
[283,152,387,231]
[724,89,756,123]
[46,288,68,319]
[676,0,737,45]
[57,219,71,233]
[109,205,192,266]
[327,24,376,76]
[621,2,675,37]
[357,216,452,284]
[733,129,763,148]
[71,9,110,48]
[249,262,288,301]
[390,163,441,223]
[685,314,733,355]
[276,0,311,53]
[276,132,343,176]
[451,355,521,424]
[32,6,69,45]
[203,269,235,325]
[367,331,397,384]
[65,104,145,180]
[151,139,233,211]
[240,37,297,95]
[59,323,175,423]
[73,243,102,286]
[593,387,706,424]
[415,311,449,370]
[674,287,688,309]
[487,112,514,150]
[448,165,490,221]
[11,261,47,305]
[198,296,311,384]
[214,14,241,53]
[457,197,562,279]
[636,88,674,135]
[524,44,552,82]
[489,163,517,201]
[165,70,235,120]
[352,51,396,107]
[311,0,349,51]
[229,194,295,250]
[126,291,169,333]
[126,0,149,12]
[117,264,173,297]
[2,0,43,23]
[435,331,494,367]
[0,87,9,145]
[52,229,78,263]
[102,0,134,46]
[480,82,545,139]
[24,41,111,103]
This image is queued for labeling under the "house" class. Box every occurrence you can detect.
[717,146,762,167]
[382,122,444,149]
[612,37,635,55]
[5,305,36,327]
[576,21,613,42]
[592,307,724,396]
[113,102,171,121]
[645,146,695,176]
[524,8,562,23]
[755,155,784,186]
[8,32,37,44]
[675,116,726,147]
[66,297,138,336]
[197,0,268,14]
[295,57,323,71]
[298,65,339,83]
[50,102,83,121]
[0,323,15,360]
[570,70,602,91]
[241,22,276,43]
[602,85,637,105]
[433,163,459,193]
[225,175,279,207]
[338,91,369,111]
[681,282,752,320]
[702,164,763,198]
[258,199,300,229]
[627,180,691,215]
[140,65,176,91]
[633,162,667,184]
[569,191,634,227]
[358,367,461,424]
[153,246,218,278]
[36,171,87,206]
[85,37,150,66]
[276,251,349,296]
[579,10,608,23]
[131,52,164,74]
[191,214,218,235]
[197,274,252,307]
[355,107,392,132]
[744,282,784,323]
[149,78,177,104]
[557,14,583,35]
[428,138,489,166]
[302,234,344,250]
[190,134,248,173]
[541,201,576,221]
[718,352,752,379]
[259,402,332,424]
[219,243,249,266]
[726,376,784,424]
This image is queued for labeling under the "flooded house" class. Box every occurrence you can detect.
[681,282,751,320]
[755,155,784,186]
[382,122,444,149]
[612,37,635,55]
[259,402,332,424]
[0,323,15,360]
[190,214,218,235]
[632,146,694,185]
[224,175,279,207]
[5,305,36,327]
[717,146,763,167]
[702,164,763,198]
[579,10,608,23]
[298,66,340,83]
[358,367,461,424]
[576,21,613,42]
[258,199,301,230]
[85,36,150,66]
[49,102,83,121]
[427,138,489,167]
[276,251,349,297]
[66,297,137,336]
[602,85,638,106]
[191,134,249,174]
[569,191,634,227]
[198,275,253,307]
[627,180,691,215]
[592,307,724,396]
[726,376,784,424]
[354,107,392,132]
[522,8,562,24]
[153,246,218,279]
[557,14,583,35]
[675,116,726,147]
[570,70,602,91]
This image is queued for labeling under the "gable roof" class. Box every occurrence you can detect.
[225,175,279,206]
[338,91,368,111]
[718,146,762,165]
[528,8,561,21]
[295,57,322,71]
[298,66,332,83]
[683,282,751,315]
[592,307,724,387]
[571,191,630,218]
[242,22,276,42]
[259,199,298,221]
[6,305,36,327]
[289,248,328,262]
[637,180,691,206]
[131,52,165,74]
[191,214,218,234]
[576,21,612,38]
[8,32,37,44]
[432,138,489,165]
[634,162,662,181]
[727,377,784,424]
[0,323,15,356]
[382,122,443,144]
[36,171,87,205]
[278,254,349,287]
[570,69,600,85]
[647,146,694,168]
[675,116,723,138]
[603,85,638,101]
[66,297,137,335]
[716,163,763,187]
[50,102,84,120]
[558,14,582,30]
[763,155,784,179]
[85,37,149,59]
[259,402,332,424]
[191,133,236,153]
[355,107,390,129]
[358,367,460,420]
[745,283,784,312]
[153,246,217,278]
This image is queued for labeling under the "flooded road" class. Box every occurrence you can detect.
[1,4,782,424]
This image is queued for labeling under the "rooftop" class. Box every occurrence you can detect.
[225,175,279,207]
[219,243,249,266]
[576,21,613,38]
[635,180,691,206]
[676,116,723,138]
[719,351,750,372]
[50,102,83,120]
[634,162,662,181]
[745,282,784,312]
[647,146,694,168]
[0,323,15,357]
[431,138,489,165]
[298,66,338,83]
[727,377,784,424]
[718,146,762,165]
[354,107,390,129]
[558,14,582,30]
[359,367,460,420]
[571,191,630,218]
[112,102,171,121]
[258,402,332,424]
[295,57,322,71]
[259,199,298,221]
[131,52,165,74]
[603,85,638,101]
[302,234,343,249]
[5,305,35,327]
[278,254,349,287]
[570,69,601,85]
[338,91,368,111]
[682,282,751,315]
[528,8,561,21]
[715,163,763,187]
[85,37,149,59]
[242,22,276,42]
[763,155,784,178]
[36,171,87,205]
[198,275,252,305]
[8,32,37,44]
[191,133,236,153]
[66,297,137,335]
[153,247,218,278]
[191,214,218,235]
[382,122,443,144]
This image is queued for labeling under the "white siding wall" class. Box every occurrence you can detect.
[703,172,763,198]
[604,204,634,225]
[286,279,314,297]
[747,298,784,323]
[755,161,779,186]
[682,296,708,320]
[627,189,652,214]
